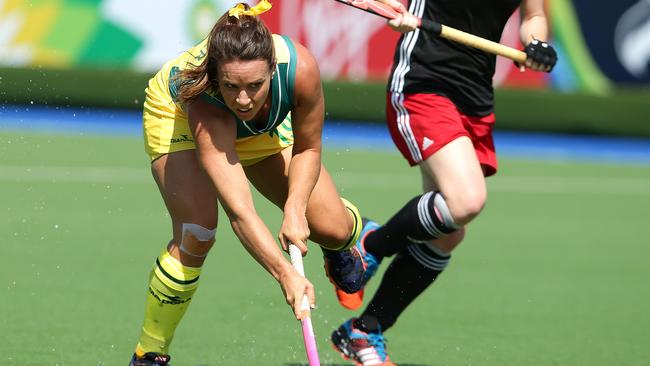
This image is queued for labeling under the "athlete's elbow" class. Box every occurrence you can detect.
[221,200,253,223]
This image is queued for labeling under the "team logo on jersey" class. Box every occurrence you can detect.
[422,137,434,151]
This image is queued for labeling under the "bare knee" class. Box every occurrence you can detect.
[311,219,353,250]
[447,188,486,226]
[309,198,360,250]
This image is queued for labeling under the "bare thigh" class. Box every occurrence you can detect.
[418,136,489,252]
[151,150,218,266]
[244,147,352,249]
[419,136,487,226]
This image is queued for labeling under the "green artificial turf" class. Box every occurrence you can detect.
[1,131,649,365]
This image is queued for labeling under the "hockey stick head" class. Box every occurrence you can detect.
[332,0,398,19]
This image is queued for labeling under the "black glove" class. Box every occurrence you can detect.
[523,38,557,72]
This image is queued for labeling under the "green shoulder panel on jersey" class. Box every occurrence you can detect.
[164,35,298,139]
[167,65,227,110]
[279,34,297,104]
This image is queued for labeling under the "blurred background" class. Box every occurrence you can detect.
[0,0,649,135]
[1,1,650,365]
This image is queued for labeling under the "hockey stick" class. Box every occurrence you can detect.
[333,0,527,64]
[288,244,321,366]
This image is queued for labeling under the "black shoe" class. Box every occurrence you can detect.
[324,245,366,294]
[129,352,171,366]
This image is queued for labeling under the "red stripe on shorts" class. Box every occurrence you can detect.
[385,92,498,176]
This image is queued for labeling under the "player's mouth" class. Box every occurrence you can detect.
[236,106,254,117]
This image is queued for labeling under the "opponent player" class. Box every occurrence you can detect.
[128,2,366,364]
[331,0,557,365]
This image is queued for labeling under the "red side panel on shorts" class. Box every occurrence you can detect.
[385,92,498,176]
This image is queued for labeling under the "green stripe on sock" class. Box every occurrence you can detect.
[155,259,200,285]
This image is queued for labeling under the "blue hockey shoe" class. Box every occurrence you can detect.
[324,243,366,294]
[331,318,395,366]
[334,219,381,310]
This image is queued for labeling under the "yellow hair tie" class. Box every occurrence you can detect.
[229,0,272,18]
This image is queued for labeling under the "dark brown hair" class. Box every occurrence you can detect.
[175,3,275,104]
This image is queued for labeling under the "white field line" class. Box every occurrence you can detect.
[332,173,650,195]
[1,165,650,195]
[0,165,150,183]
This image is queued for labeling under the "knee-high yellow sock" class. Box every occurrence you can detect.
[135,249,201,356]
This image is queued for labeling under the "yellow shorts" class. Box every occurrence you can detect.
[142,100,294,166]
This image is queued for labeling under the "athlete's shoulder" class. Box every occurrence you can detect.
[181,38,209,66]
[270,34,316,71]
[157,38,209,77]
[271,34,295,65]
[282,37,317,75]
[288,39,322,105]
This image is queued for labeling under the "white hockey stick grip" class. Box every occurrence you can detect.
[289,244,310,311]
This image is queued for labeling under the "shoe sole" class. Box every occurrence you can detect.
[332,327,362,364]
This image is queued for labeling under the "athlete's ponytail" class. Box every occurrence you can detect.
[176,2,275,104]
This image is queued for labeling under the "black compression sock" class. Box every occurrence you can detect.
[354,314,380,333]
[361,245,450,332]
[365,192,455,259]
[364,196,420,258]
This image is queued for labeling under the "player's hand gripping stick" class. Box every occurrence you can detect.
[333,0,527,64]
[288,244,321,366]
